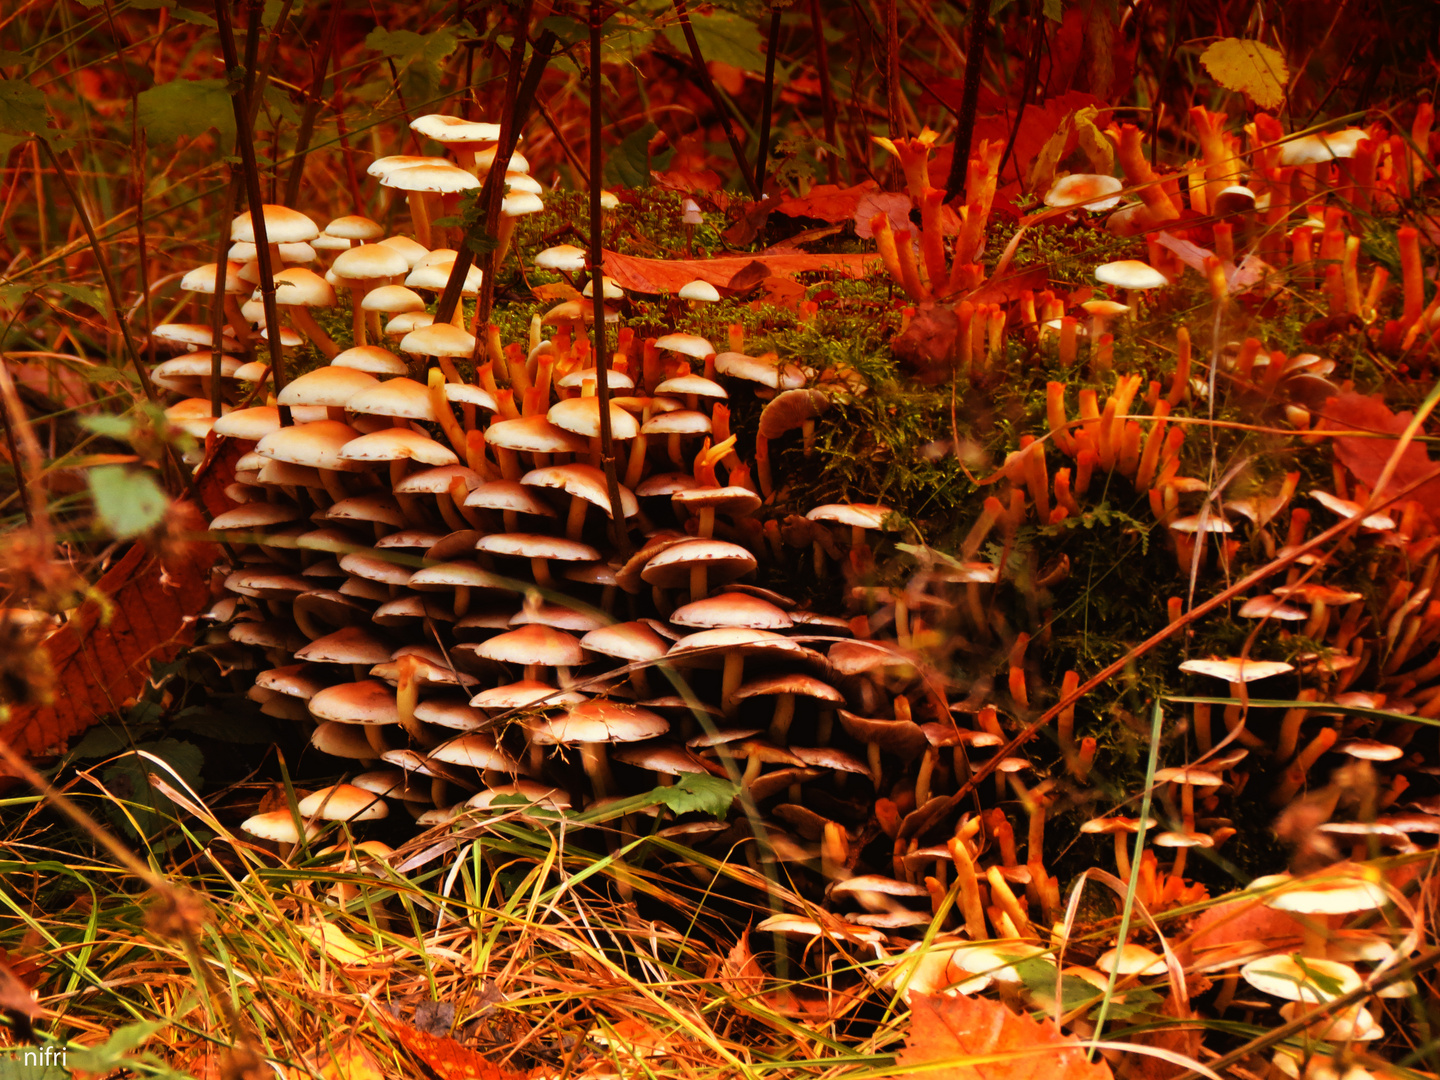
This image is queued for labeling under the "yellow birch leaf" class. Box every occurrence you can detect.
[1200,38,1289,110]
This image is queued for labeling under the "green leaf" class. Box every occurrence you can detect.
[0,78,47,137]
[135,78,236,147]
[97,739,204,842]
[604,121,660,189]
[0,50,28,67]
[647,774,737,818]
[1042,0,1064,20]
[80,414,136,440]
[88,464,169,538]
[172,702,280,744]
[1199,38,1289,110]
[67,1021,167,1073]
[365,26,461,105]
[68,725,132,761]
[661,9,765,74]
[365,26,461,67]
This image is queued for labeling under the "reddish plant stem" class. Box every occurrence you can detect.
[942,0,988,201]
[215,0,290,418]
[673,0,762,199]
[590,0,630,559]
[808,0,840,184]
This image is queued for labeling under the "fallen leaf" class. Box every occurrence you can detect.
[1117,993,1200,1080]
[601,249,880,294]
[771,181,881,223]
[1315,391,1440,526]
[378,1013,526,1080]
[893,303,960,381]
[895,992,1114,1080]
[0,436,241,775]
[726,259,772,293]
[316,1039,385,1080]
[1200,38,1289,110]
[296,921,373,965]
[721,931,765,999]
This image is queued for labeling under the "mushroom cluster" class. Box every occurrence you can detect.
[132,100,1440,1066]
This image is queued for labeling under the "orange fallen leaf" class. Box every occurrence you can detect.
[771,181,882,224]
[601,249,880,295]
[895,993,1114,1080]
[379,1013,526,1080]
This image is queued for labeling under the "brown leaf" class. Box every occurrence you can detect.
[892,303,960,382]
[0,956,41,1041]
[895,993,1114,1080]
[721,931,765,999]
[0,438,241,776]
[601,249,880,295]
[726,259,773,294]
[1116,993,1199,1080]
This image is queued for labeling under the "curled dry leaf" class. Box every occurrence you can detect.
[895,992,1114,1080]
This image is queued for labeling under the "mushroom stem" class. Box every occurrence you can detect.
[581,742,612,799]
[364,725,390,755]
[689,564,709,604]
[286,306,340,359]
[721,654,744,714]
[565,495,588,541]
[530,557,553,587]
[350,284,370,349]
[1114,833,1132,883]
[768,693,795,742]
[319,469,349,503]
[916,747,936,806]
[222,295,252,348]
[407,192,433,249]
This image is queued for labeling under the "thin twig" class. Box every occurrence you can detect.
[997,0,1045,186]
[673,0,761,198]
[435,26,557,328]
[209,174,241,419]
[754,4,782,196]
[942,0,988,201]
[215,0,291,417]
[807,0,840,184]
[590,0,630,561]
[282,0,344,208]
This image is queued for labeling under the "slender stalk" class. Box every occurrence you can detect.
[808,0,840,184]
[673,0,761,199]
[215,0,291,419]
[435,24,557,329]
[334,96,365,211]
[942,0,989,201]
[0,360,36,529]
[754,4,782,196]
[997,0,1044,185]
[883,0,902,140]
[590,0,630,560]
[34,140,161,417]
[282,0,343,208]
[210,175,240,419]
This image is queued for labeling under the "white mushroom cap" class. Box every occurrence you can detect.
[1240,954,1361,1002]
[1095,260,1169,291]
[1044,173,1123,211]
[678,279,721,302]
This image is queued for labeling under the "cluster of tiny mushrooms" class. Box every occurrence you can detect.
[140,102,1440,1060]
